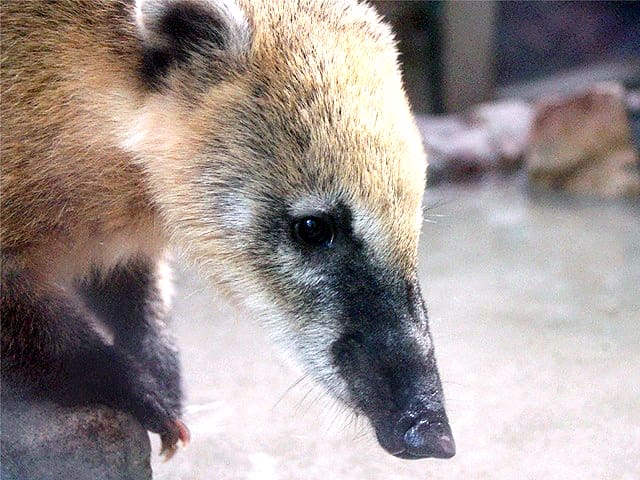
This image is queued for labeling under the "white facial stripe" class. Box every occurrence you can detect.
[156,254,175,311]
[351,205,393,263]
[213,0,252,54]
[288,194,339,218]
[87,314,115,346]
[416,205,425,231]
[275,245,328,288]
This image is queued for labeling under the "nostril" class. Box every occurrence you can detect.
[403,419,456,459]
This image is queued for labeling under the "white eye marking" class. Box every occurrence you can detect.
[274,244,328,288]
[352,208,381,241]
[288,194,338,218]
[351,206,393,264]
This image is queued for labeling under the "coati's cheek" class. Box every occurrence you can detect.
[237,285,352,403]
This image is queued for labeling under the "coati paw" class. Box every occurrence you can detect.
[159,419,191,461]
[132,388,188,460]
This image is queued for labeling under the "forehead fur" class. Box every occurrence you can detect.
[135,0,426,271]
[240,0,427,268]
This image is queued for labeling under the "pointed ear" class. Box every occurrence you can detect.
[136,0,251,86]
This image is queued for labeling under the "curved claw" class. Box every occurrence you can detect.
[159,419,190,461]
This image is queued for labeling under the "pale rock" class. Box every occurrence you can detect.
[469,100,535,170]
[526,82,640,197]
[416,115,496,184]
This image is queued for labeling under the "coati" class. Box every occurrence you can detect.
[1,0,455,462]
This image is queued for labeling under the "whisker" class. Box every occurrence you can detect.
[293,385,317,415]
[271,374,308,411]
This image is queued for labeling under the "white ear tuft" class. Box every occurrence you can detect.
[135,0,251,83]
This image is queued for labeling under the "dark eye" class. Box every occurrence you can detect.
[292,216,334,247]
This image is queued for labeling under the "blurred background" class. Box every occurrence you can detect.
[151,2,640,480]
[376,1,640,112]
[374,0,640,190]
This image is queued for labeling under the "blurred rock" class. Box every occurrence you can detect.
[417,100,534,185]
[417,115,497,185]
[1,381,151,480]
[469,100,534,170]
[526,82,640,197]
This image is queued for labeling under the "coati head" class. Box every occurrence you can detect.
[128,0,454,459]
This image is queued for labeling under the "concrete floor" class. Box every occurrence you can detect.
[151,180,640,480]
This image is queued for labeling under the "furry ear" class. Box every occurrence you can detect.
[136,0,250,85]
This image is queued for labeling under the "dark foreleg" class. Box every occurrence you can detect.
[77,256,188,456]
[1,257,185,457]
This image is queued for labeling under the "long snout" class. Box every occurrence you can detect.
[329,268,454,459]
[332,325,455,459]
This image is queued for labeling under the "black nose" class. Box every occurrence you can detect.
[374,411,456,460]
[401,418,456,459]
